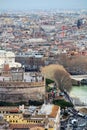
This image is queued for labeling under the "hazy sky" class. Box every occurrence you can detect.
[0,0,87,11]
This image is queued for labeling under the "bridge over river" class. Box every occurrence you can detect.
[71,75,87,81]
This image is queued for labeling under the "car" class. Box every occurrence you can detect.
[78,112,85,117]
[71,119,77,124]
[84,115,87,119]
[60,126,65,130]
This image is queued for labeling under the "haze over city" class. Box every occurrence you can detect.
[0,0,87,130]
[0,0,87,11]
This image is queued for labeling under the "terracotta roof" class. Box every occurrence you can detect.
[0,107,19,112]
[10,124,43,129]
[30,126,44,130]
[49,105,60,118]
[9,108,19,113]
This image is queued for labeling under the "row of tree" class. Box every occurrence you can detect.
[54,54,87,75]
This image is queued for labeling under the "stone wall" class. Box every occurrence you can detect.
[0,81,45,102]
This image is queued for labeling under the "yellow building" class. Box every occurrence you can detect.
[3,104,60,130]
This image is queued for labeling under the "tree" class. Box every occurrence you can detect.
[41,64,72,92]
[42,65,79,114]
[57,54,69,68]
[68,56,87,74]
[54,67,71,92]
[53,99,73,108]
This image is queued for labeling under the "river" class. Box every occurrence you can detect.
[70,85,87,105]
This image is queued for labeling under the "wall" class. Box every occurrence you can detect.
[0,81,45,102]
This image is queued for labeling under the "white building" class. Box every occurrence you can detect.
[0,49,21,69]
[38,104,60,130]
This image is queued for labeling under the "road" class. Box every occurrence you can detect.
[60,113,87,130]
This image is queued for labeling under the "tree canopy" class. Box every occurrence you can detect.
[41,64,72,92]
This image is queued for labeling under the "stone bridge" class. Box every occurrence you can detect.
[70,75,87,81]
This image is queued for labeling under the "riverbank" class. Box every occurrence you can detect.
[70,85,87,106]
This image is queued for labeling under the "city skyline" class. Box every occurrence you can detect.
[0,0,87,11]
